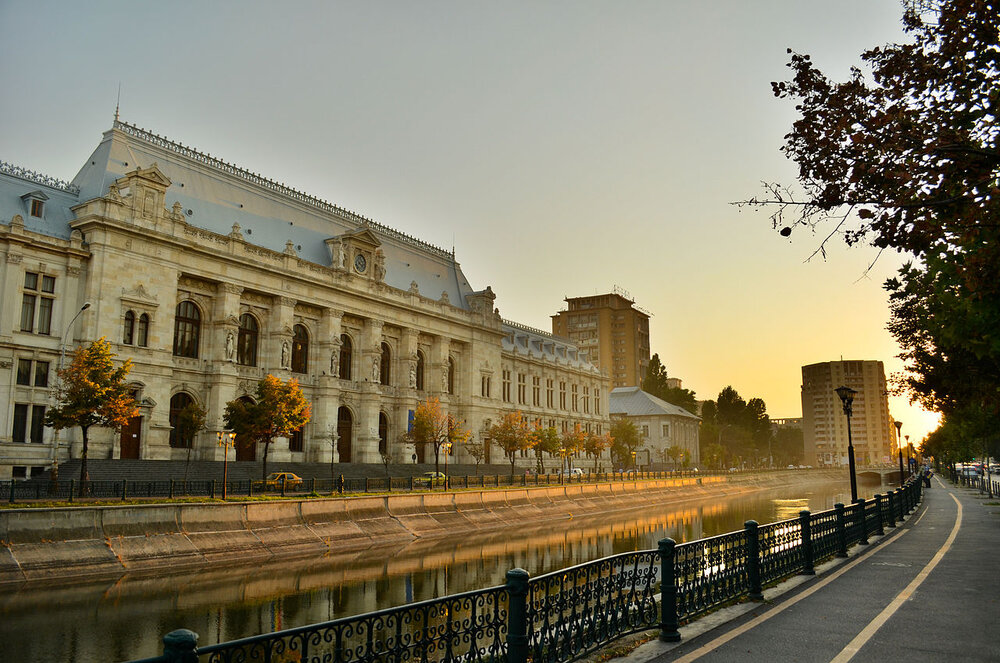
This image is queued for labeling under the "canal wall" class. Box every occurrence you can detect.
[0,470,841,586]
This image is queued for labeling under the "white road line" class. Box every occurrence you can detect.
[670,521,913,662]
[828,492,962,663]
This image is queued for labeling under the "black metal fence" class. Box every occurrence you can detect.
[129,477,923,663]
[1,470,711,504]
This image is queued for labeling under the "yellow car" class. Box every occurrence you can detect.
[415,471,447,487]
[262,472,304,490]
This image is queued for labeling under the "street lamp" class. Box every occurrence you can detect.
[835,385,859,503]
[51,302,92,474]
[894,420,904,486]
[442,442,452,490]
[217,431,235,499]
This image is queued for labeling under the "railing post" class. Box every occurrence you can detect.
[745,520,763,601]
[855,499,869,545]
[162,629,199,663]
[799,510,815,575]
[658,538,681,641]
[885,490,896,527]
[121,479,127,501]
[506,568,530,663]
[311,477,317,494]
[210,480,216,500]
[169,479,175,500]
[338,474,345,495]
[69,479,74,503]
[897,486,905,522]
[873,494,885,536]
[835,503,848,558]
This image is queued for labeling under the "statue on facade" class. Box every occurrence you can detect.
[281,341,290,369]
[442,366,449,391]
[372,356,380,382]
[409,363,417,389]
[330,349,340,376]
[374,249,386,282]
[225,331,235,361]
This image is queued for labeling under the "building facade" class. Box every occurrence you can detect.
[608,386,700,469]
[0,120,610,480]
[550,289,650,388]
[800,360,894,467]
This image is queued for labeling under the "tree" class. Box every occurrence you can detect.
[642,353,698,413]
[584,432,611,467]
[642,354,669,396]
[406,397,471,474]
[749,1,1000,433]
[46,337,136,493]
[462,438,488,475]
[665,445,686,469]
[609,418,640,469]
[559,424,587,472]
[529,423,560,474]
[224,375,311,479]
[175,401,208,482]
[772,427,805,467]
[489,411,532,478]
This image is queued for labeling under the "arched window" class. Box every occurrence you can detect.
[380,342,391,385]
[447,356,455,394]
[416,350,425,390]
[378,412,389,456]
[292,324,308,374]
[137,313,149,347]
[169,392,195,448]
[123,310,135,345]
[339,334,352,380]
[173,301,201,358]
[237,313,258,366]
[337,406,353,462]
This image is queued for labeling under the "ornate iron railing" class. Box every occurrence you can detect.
[527,550,660,662]
[129,478,923,663]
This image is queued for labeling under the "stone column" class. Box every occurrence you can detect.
[312,308,344,463]
[352,318,384,463]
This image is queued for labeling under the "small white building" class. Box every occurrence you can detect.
[609,387,700,469]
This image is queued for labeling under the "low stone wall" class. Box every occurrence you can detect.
[0,471,834,586]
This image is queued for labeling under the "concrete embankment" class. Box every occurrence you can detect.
[0,471,838,586]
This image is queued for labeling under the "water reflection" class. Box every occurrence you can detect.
[0,479,874,662]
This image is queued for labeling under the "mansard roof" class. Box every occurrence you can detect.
[501,319,601,374]
[608,386,700,419]
[0,162,81,239]
[1,120,474,307]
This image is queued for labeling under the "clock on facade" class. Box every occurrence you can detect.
[354,253,367,273]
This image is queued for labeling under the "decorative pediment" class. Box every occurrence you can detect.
[326,228,383,279]
[120,283,159,308]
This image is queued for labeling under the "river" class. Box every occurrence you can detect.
[0,476,881,662]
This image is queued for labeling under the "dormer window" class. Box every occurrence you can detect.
[20,191,49,219]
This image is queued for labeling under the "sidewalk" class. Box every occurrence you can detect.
[624,475,1000,662]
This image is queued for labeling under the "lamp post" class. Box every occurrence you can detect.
[442,442,452,490]
[216,431,235,500]
[51,302,92,474]
[835,385,859,503]
[894,420,904,486]
[905,435,911,474]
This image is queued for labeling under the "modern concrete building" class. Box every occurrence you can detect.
[0,119,610,479]
[550,289,650,388]
[800,360,894,467]
[608,386,700,469]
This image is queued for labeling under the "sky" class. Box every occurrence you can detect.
[0,0,940,443]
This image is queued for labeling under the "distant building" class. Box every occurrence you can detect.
[800,361,893,467]
[551,289,651,388]
[771,417,802,431]
[609,387,700,469]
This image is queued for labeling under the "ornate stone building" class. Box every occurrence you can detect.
[0,120,609,479]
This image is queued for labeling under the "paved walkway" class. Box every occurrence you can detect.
[626,475,1000,663]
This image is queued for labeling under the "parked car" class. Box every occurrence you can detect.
[415,471,447,486]
[561,468,585,476]
[262,472,304,490]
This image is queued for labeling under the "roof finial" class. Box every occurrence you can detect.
[114,82,121,123]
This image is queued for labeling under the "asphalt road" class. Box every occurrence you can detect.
[626,474,1000,663]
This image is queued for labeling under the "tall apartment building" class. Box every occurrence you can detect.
[551,290,650,388]
[801,360,894,467]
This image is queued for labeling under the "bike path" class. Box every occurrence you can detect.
[627,476,1000,663]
